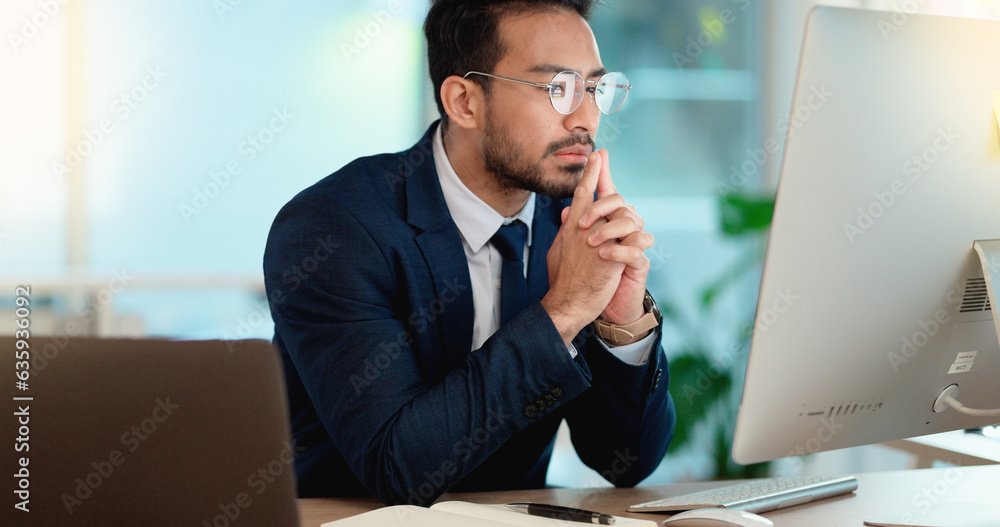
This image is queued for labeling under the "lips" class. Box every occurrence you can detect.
[552,145,593,163]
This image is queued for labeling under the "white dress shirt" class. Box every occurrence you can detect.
[431,126,654,364]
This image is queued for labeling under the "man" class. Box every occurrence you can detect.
[264,0,675,505]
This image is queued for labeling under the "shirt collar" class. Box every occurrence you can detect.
[432,124,535,253]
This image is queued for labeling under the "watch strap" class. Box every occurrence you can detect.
[593,291,661,346]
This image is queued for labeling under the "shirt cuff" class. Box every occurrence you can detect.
[596,329,656,365]
[567,343,578,360]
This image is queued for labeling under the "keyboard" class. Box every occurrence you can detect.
[627,475,858,514]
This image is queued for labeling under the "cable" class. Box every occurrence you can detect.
[941,395,1000,417]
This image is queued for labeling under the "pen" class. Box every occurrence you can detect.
[506,502,616,525]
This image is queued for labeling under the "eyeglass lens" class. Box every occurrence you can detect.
[549,71,630,115]
[550,71,583,114]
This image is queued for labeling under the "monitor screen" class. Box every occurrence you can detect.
[732,6,1000,465]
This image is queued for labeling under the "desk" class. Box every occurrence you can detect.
[298,465,1000,526]
[884,430,1000,468]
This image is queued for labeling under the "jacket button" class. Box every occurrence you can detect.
[524,404,538,418]
[550,387,563,400]
[651,368,663,393]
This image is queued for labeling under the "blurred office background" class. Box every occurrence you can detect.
[3,0,999,486]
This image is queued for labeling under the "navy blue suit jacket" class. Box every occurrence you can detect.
[263,122,675,505]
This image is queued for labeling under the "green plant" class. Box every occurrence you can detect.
[663,191,774,480]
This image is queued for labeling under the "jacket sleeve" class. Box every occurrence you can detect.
[563,328,676,487]
[264,200,593,505]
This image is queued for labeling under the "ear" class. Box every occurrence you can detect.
[440,75,484,130]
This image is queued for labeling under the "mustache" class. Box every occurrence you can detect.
[542,134,596,158]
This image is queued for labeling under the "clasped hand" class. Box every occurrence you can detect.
[541,149,654,345]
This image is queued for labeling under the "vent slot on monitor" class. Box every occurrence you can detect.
[960,278,993,313]
[823,400,883,418]
[802,400,883,418]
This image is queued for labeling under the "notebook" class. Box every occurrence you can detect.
[322,501,658,526]
[0,336,299,527]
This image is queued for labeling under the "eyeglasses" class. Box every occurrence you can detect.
[462,70,632,115]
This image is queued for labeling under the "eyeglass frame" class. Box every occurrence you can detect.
[462,69,632,115]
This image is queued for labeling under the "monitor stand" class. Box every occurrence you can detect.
[932,240,1000,418]
[974,240,1000,350]
[867,240,1000,527]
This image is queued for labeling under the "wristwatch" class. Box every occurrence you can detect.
[593,290,662,346]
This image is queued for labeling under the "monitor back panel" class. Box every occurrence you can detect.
[1,337,300,526]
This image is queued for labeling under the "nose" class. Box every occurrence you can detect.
[563,90,600,134]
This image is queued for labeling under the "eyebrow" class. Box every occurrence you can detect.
[528,63,607,79]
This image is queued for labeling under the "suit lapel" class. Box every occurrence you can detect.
[405,123,475,376]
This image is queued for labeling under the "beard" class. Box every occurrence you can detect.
[481,115,594,199]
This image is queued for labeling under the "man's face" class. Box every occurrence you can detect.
[480,9,604,199]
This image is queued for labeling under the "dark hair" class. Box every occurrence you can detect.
[424,0,595,127]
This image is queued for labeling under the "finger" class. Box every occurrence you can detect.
[580,194,624,228]
[581,196,642,230]
[597,231,654,257]
[566,151,601,227]
[598,243,651,272]
[587,217,643,247]
[595,149,616,200]
[620,231,655,251]
[560,206,570,225]
[612,205,644,232]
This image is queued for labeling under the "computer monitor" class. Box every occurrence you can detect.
[732,7,1000,466]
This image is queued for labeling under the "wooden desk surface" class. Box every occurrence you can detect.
[298,465,1000,526]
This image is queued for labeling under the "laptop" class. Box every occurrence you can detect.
[1,337,300,526]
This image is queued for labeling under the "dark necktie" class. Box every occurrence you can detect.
[491,221,529,326]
